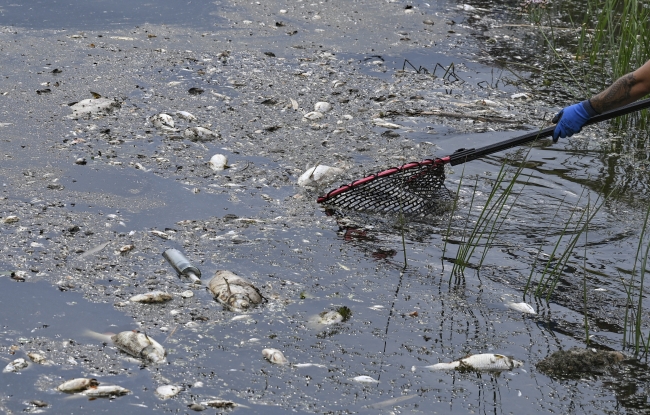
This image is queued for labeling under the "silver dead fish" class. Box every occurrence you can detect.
[207,270,264,311]
[82,385,130,397]
[3,358,28,373]
[111,331,166,364]
[56,378,100,393]
[262,348,288,365]
[129,291,173,304]
[422,353,523,371]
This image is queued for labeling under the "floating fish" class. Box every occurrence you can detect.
[2,216,19,224]
[262,348,288,365]
[314,102,332,113]
[422,353,523,371]
[372,118,401,129]
[293,363,327,368]
[207,270,264,312]
[129,291,173,304]
[203,400,237,409]
[82,385,130,397]
[175,110,197,121]
[27,352,48,364]
[303,111,323,120]
[506,302,536,314]
[209,154,229,171]
[350,375,380,383]
[298,165,344,187]
[105,331,166,364]
[3,358,28,373]
[155,385,181,399]
[150,230,170,239]
[183,126,220,141]
[56,378,99,393]
[150,113,174,128]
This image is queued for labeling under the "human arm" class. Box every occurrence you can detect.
[552,59,650,141]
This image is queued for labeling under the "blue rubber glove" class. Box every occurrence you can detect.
[552,100,599,142]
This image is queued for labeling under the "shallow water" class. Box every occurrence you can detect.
[1,0,650,414]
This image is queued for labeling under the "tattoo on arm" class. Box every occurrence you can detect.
[590,73,639,113]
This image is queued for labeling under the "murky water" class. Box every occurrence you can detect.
[1,0,650,413]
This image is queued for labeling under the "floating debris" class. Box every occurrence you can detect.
[350,375,380,383]
[297,165,344,187]
[422,353,523,371]
[314,102,332,113]
[150,113,175,128]
[129,291,173,304]
[156,385,181,399]
[262,348,289,365]
[183,126,220,141]
[506,302,536,314]
[207,270,264,312]
[2,216,19,224]
[109,331,166,364]
[69,98,120,118]
[180,290,194,298]
[536,348,626,377]
[82,385,130,397]
[208,154,229,171]
[303,111,323,121]
[3,358,28,373]
[56,378,99,393]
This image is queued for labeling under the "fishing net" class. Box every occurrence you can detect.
[317,159,452,216]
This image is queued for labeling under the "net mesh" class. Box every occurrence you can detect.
[318,160,452,215]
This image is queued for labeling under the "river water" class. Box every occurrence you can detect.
[1,0,649,413]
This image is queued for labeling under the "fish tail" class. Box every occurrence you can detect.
[82,329,113,343]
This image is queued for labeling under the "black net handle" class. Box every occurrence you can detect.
[449,97,650,166]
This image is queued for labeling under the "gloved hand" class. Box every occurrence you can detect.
[552,100,599,142]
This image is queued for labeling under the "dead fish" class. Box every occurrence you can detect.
[297,165,344,187]
[119,244,135,254]
[293,363,327,368]
[27,352,48,364]
[304,111,323,120]
[183,126,220,141]
[207,270,264,311]
[69,98,120,118]
[372,118,401,129]
[262,348,288,365]
[2,215,19,224]
[56,378,100,393]
[150,230,170,239]
[129,291,173,304]
[82,385,130,397]
[422,353,523,371]
[3,358,28,373]
[150,113,175,128]
[203,400,237,409]
[314,102,332,113]
[175,110,197,121]
[506,302,536,314]
[110,331,166,364]
[155,385,181,399]
[350,375,379,383]
[209,154,229,171]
